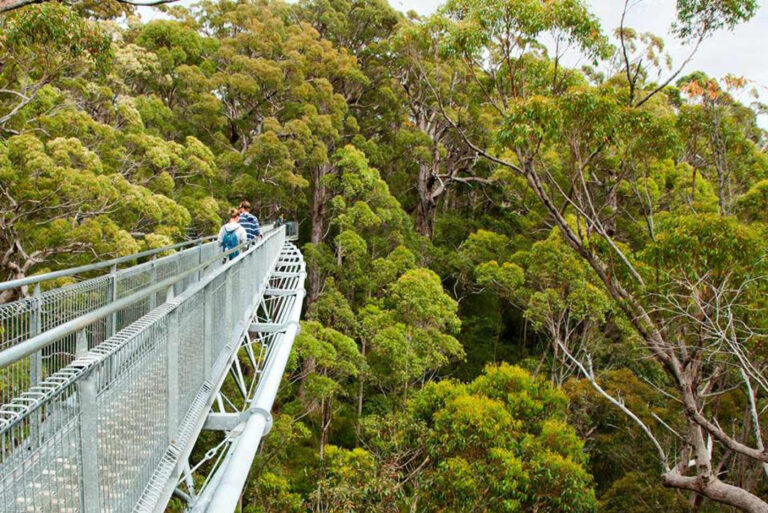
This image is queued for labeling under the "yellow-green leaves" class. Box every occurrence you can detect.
[737,179,768,223]
[0,129,194,277]
[350,268,464,393]
[389,364,595,512]
[440,0,609,61]
[643,213,765,283]
[389,268,460,333]
[674,0,758,40]
[4,3,111,64]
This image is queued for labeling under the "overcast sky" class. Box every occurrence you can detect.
[390,0,768,98]
[141,0,768,118]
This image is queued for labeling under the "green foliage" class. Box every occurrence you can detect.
[440,0,610,61]
[362,268,464,392]
[310,446,398,512]
[367,364,596,512]
[4,1,766,511]
[674,0,758,39]
[599,472,692,513]
[737,179,768,223]
[249,473,304,513]
[643,213,765,282]
[3,3,111,65]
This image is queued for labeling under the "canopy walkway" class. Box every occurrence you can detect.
[0,222,305,513]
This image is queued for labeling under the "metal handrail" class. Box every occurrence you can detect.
[0,220,279,293]
[0,230,280,370]
[0,236,216,293]
[0,226,299,513]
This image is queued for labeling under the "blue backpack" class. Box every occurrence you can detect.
[222,228,240,259]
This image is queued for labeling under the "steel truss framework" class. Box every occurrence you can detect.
[0,225,305,513]
[180,245,305,513]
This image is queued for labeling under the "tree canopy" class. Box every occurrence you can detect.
[2,1,766,511]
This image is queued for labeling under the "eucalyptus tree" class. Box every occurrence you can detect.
[0,0,177,14]
[357,364,597,512]
[289,320,365,459]
[0,4,194,301]
[421,0,767,510]
[677,74,767,216]
[0,3,111,132]
[389,18,497,239]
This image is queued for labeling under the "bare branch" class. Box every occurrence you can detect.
[634,33,705,108]
[0,0,179,13]
[741,368,768,478]
[554,336,669,468]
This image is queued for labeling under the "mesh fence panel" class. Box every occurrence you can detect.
[0,243,218,408]
[96,320,169,513]
[176,299,204,423]
[0,229,289,513]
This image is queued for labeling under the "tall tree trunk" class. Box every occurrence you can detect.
[320,398,331,460]
[662,472,768,513]
[308,163,330,304]
[710,105,732,216]
[415,163,437,238]
[355,338,367,444]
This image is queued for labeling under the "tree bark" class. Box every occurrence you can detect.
[414,160,438,238]
[320,398,331,460]
[355,337,367,444]
[662,471,768,513]
[308,163,330,304]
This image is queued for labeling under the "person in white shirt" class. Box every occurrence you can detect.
[217,208,248,260]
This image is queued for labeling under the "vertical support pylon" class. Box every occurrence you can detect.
[29,284,42,386]
[75,328,89,358]
[166,286,179,443]
[204,283,213,381]
[79,369,101,513]
[29,284,42,447]
[149,255,158,310]
[108,263,118,337]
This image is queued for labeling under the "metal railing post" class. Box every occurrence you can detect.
[78,368,101,513]
[225,270,233,343]
[204,284,213,381]
[149,255,158,310]
[198,242,204,282]
[108,264,118,337]
[29,284,42,446]
[75,329,88,357]
[166,286,179,442]
[29,284,42,387]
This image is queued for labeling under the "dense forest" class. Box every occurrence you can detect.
[1,0,767,511]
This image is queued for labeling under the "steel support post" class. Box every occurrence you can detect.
[29,284,42,387]
[167,286,179,442]
[225,270,233,344]
[29,284,42,446]
[78,369,101,513]
[203,283,213,381]
[108,263,118,337]
[75,328,88,357]
[149,255,157,310]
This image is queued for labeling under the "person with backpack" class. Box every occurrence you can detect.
[217,208,248,261]
[238,201,261,241]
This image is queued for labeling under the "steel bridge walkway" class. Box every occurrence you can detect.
[0,223,305,512]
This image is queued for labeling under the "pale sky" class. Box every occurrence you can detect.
[390,0,768,103]
[140,0,768,119]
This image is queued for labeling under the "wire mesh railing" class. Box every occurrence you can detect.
[0,241,219,407]
[0,222,282,409]
[0,227,288,513]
